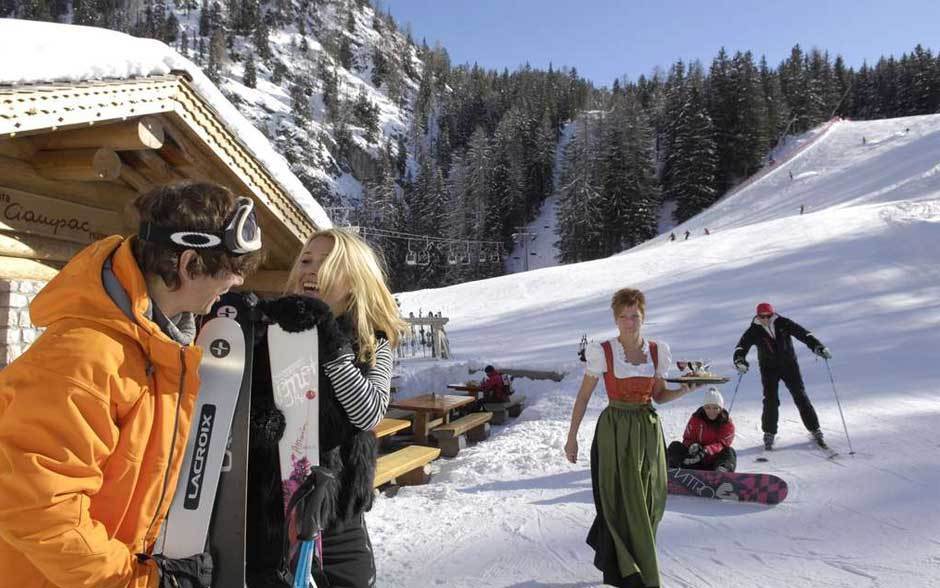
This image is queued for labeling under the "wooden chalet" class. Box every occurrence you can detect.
[0,72,328,366]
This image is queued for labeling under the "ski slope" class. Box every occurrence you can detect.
[369,115,940,587]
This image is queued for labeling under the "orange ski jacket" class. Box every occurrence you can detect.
[0,236,203,587]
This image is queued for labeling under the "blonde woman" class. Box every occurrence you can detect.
[565,288,699,588]
[247,228,406,588]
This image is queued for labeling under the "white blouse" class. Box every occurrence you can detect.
[584,338,671,380]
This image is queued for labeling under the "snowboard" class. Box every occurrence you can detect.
[155,314,247,558]
[267,324,320,586]
[667,467,789,505]
[205,293,256,588]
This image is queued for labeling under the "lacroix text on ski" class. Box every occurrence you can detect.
[247,228,406,588]
[733,302,832,451]
[0,182,263,588]
[184,406,219,507]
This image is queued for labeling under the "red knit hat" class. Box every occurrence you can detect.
[756,302,775,316]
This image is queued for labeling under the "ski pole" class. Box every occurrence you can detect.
[824,358,855,455]
[727,372,744,413]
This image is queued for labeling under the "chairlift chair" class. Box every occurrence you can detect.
[447,244,458,265]
[405,239,417,266]
[461,242,471,265]
[419,240,433,266]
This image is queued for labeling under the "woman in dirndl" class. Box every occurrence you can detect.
[565,288,700,587]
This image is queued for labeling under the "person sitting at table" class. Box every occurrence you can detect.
[480,365,511,403]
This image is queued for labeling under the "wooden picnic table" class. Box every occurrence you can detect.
[388,393,477,444]
[446,383,482,398]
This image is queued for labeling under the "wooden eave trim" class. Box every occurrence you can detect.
[0,76,179,138]
[170,78,313,241]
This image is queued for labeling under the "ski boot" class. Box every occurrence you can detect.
[763,433,775,451]
[811,428,828,449]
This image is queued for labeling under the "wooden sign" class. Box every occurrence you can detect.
[0,186,123,244]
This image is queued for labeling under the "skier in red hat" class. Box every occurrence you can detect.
[733,302,832,451]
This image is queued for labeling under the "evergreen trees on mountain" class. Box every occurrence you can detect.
[9,0,940,289]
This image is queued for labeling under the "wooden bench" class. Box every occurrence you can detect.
[483,393,526,425]
[373,417,411,439]
[430,411,493,457]
[373,445,441,488]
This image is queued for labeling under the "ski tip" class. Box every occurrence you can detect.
[755,457,769,463]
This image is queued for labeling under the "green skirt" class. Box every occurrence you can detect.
[587,401,666,588]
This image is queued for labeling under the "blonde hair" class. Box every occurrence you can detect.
[286,228,407,365]
[611,288,646,318]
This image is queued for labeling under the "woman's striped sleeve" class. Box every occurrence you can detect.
[322,338,393,430]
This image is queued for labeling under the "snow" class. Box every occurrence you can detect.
[0,18,332,229]
[371,114,940,587]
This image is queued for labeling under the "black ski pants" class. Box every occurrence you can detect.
[319,513,376,588]
[760,362,820,435]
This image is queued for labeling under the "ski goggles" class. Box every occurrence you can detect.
[138,197,262,255]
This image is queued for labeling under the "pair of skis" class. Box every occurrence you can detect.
[155,294,322,587]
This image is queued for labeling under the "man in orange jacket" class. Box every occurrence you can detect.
[0,182,263,588]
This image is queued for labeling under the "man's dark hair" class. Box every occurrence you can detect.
[484,365,495,374]
[132,182,264,289]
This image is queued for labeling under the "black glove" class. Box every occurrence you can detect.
[139,552,213,588]
[682,443,706,466]
[316,310,352,363]
[256,295,332,333]
[734,359,749,374]
[815,346,832,359]
[287,466,339,541]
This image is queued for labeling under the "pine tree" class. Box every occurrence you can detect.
[352,89,380,143]
[199,0,210,36]
[668,85,718,223]
[253,10,271,59]
[163,11,179,44]
[556,117,604,262]
[339,35,354,69]
[206,29,225,83]
[371,47,388,88]
[243,52,257,88]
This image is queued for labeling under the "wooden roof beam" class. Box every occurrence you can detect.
[32,148,122,182]
[36,116,165,151]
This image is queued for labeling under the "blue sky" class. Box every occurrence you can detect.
[382,0,940,85]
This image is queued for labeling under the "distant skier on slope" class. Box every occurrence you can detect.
[667,388,737,472]
[733,302,831,451]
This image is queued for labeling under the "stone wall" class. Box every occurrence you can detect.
[0,279,46,369]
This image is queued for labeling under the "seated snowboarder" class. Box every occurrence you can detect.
[667,388,737,472]
[480,365,510,403]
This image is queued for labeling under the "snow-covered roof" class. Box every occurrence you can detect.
[0,18,332,229]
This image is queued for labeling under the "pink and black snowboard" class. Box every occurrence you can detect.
[667,468,789,505]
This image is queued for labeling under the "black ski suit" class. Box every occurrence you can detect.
[733,315,825,435]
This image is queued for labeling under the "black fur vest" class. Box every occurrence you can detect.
[245,313,377,582]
